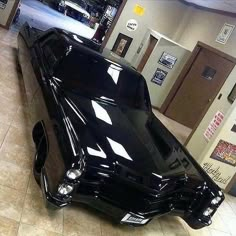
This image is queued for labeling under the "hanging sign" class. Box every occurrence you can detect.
[126,19,138,32]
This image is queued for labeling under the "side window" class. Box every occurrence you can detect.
[40,34,67,70]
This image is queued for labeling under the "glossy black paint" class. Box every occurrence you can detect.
[17,23,224,229]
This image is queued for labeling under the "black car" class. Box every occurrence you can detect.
[17,23,224,229]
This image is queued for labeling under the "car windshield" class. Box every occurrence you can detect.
[53,50,151,111]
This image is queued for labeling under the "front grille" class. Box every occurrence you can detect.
[100,177,149,212]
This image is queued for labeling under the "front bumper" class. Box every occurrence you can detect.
[39,168,219,229]
[39,168,150,224]
[40,168,71,208]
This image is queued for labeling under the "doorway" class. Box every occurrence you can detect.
[11,0,126,41]
[137,35,158,73]
[161,42,235,129]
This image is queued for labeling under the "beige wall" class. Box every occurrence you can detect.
[106,0,236,61]
[186,67,236,160]
[106,0,188,63]
[177,7,236,57]
[133,30,190,108]
[198,100,236,190]
[180,7,236,160]
[106,1,236,61]
[0,0,16,27]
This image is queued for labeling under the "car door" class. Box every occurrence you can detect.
[19,32,66,192]
[35,33,68,192]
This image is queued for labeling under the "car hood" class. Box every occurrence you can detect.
[61,90,191,178]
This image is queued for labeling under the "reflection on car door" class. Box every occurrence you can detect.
[18,33,65,191]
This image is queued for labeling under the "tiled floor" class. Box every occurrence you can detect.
[0,3,236,236]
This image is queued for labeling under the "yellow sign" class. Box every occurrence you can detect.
[133,4,145,16]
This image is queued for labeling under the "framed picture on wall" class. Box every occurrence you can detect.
[228,83,236,104]
[151,68,168,86]
[158,52,177,69]
[210,140,236,167]
[216,23,235,44]
[112,33,133,58]
[0,0,8,9]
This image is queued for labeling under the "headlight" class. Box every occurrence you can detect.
[203,207,214,216]
[66,169,82,180]
[211,197,221,205]
[58,183,73,195]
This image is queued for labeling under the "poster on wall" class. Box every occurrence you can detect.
[111,33,133,58]
[158,52,177,69]
[216,23,235,44]
[203,111,224,142]
[133,4,145,16]
[210,140,236,167]
[151,68,168,86]
[0,0,8,9]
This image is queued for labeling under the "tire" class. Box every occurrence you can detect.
[32,122,48,186]
[33,152,42,186]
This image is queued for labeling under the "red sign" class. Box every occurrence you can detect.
[204,111,224,142]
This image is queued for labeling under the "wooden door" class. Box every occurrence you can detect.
[137,35,158,72]
[165,47,235,128]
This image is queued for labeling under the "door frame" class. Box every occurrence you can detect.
[137,35,158,73]
[0,0,20,29]
[100,0,128,51]
[160,41,236,145]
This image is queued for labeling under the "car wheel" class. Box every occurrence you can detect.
[32,122,45,147]
[33,152,41,186]
[32,122,48,186]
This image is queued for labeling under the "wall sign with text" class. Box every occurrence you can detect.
[158,52,177,69]
[126,19,138,32]
[151,68,168,86]
[202,162,232,187]
[204,111,224,142]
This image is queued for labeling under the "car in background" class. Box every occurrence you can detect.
[17,23,224,229]
[56,0,90,21]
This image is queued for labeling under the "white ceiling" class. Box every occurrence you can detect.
[184,0,236,14]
